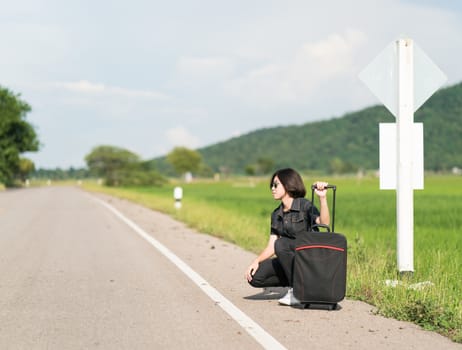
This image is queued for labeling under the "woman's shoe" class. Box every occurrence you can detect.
[278,288,301,306]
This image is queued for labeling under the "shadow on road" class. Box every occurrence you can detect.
[243,287,288,300]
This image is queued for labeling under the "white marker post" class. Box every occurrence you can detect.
[360,38,446,274]
[173,186,183,209]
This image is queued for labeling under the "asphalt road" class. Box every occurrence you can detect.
[0,186,260,349]
[0,186,460,350]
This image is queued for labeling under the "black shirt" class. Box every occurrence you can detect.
[270,197,320,239]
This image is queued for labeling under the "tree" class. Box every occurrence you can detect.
[328,157,357,175]
[256,157,274,175]
[85,145,141,186]
[245,165,256,176]
[0,86,39,187]
[32,167,91,180]
[17,158,35,182]
[85,145,166,186]
[166,147,202,176]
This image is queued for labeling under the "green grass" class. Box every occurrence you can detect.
[83,174,462,342]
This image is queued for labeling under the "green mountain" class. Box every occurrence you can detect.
[156,82,462,174]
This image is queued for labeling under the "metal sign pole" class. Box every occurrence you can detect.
[397,39,414,274]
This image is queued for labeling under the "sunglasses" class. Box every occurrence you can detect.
[271,181,280,189]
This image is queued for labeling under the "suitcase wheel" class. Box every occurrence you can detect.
[303,303,339,311]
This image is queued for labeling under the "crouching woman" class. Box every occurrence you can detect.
[244,168,329,305]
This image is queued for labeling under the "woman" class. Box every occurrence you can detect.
[245,168,330,306]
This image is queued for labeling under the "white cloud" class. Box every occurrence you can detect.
[12,80,174,126]
[58,80,105,93]
[296,29,366,72]
[165,127,201,149]
[50,80,171,100]
[226,29,367,104]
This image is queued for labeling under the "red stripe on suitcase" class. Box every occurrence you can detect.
[295,245,345,252]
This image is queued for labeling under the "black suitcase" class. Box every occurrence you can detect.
[293,185,347,310]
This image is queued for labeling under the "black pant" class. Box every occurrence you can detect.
[249,237,295,288]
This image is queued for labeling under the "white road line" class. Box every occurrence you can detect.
[92,196,287,350]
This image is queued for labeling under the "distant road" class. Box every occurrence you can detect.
[1,186,461,350]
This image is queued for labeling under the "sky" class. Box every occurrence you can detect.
[2,0,462,169]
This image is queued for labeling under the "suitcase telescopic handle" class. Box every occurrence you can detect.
[310,184,336,232]
[311,184,336,190]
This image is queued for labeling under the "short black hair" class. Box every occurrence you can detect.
[270,168,306,198]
